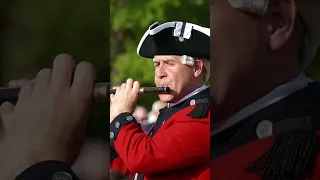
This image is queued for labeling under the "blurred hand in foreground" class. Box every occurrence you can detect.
[0,54,96,179]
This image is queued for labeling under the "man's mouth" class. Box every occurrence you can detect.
[158,83,171,87]
[157,85,172,94]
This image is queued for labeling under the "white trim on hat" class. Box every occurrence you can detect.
[137,21,210,56]
[136,25,153,55]
[149,22,176,35]
[148,22,210,36]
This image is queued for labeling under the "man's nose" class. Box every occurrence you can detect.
[156,65,167,79]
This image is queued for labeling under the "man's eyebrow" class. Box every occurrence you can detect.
[153,58,178,62]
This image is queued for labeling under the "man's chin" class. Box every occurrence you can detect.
[158,94,174,103]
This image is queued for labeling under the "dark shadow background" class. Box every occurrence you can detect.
[0,0,110,141]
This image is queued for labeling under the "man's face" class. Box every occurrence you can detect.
[210,0,264,101]
[154,55,194,103]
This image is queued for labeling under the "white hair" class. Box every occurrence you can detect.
[228,0,269,16]
[180,56,210,83]
[200,58,210,83]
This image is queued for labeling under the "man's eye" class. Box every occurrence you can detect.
[167,62,175,66]
[154,63,159,67]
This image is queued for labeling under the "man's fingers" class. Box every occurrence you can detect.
[50,54,76,93]
[0,102,15,128]
[16,81,34,105]
[8,79,32,88]
[33,68,52,94]
[71,61,96,100]
[110,87,117,100]
[121,83,126,91]
[0,102,14,114]
[126,79,134,90]
[132,81,140,95]
[110,94,115,100]
[114,87,120,94]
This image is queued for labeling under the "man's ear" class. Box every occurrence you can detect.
[193,59,204,78]
[266,0,297,50]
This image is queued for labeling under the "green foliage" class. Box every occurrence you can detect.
[112,52,155,86]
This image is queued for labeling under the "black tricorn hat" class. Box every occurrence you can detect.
[137,21,210,60]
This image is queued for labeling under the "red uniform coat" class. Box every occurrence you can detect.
[110,102,210,180]
[211,132,320,180]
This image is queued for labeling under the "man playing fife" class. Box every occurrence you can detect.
[110,21,211,180]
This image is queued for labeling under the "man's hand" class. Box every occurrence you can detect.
[0,54,96,179]
[8,79,34,88]
[110,79,140,122]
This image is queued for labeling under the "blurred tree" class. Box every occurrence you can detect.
[110,0,210,109]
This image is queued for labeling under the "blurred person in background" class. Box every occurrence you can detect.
[147,100,167,125]
[211,0,320,180]
[72,138,110,180]
[109,21,211,180]
[132,106,149,133]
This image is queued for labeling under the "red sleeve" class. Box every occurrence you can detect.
[111,106,210,174]
[110,157,132,177]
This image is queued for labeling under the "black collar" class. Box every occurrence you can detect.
[148,88,210,136]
